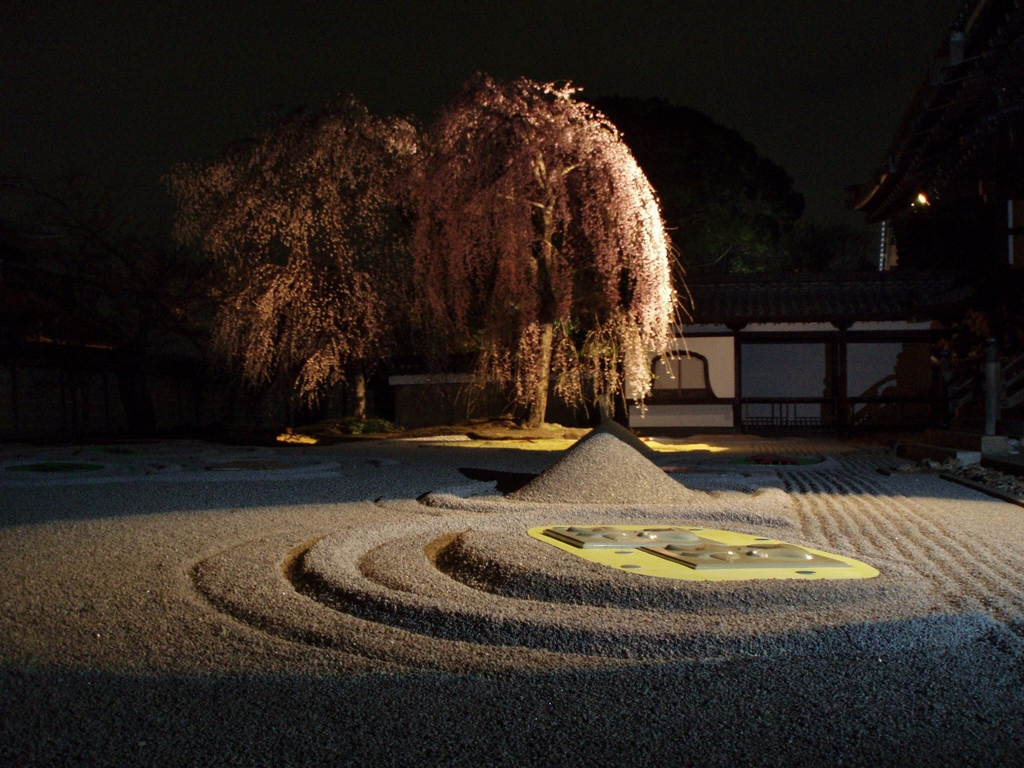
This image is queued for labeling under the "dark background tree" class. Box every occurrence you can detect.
[591,97,806,276]
[791,222,877,272]
[0,170,212,434]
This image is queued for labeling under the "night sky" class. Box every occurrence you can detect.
[2,1,963,229]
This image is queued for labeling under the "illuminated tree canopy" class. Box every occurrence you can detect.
[168,98,419,414]
[411,74,677,427]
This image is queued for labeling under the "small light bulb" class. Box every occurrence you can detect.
[916,192,930,206]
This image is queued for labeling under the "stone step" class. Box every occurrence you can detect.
[919,429,1009,454]
[898,442,981,466]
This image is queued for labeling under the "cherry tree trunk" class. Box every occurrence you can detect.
[351,371,367,420]
[525,191,556,429]
[526,322,554,428]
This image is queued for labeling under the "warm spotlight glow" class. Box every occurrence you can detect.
[644,441,730,453]
[916,192,930,206]
[441,438,580,451]
[277,433,318,445]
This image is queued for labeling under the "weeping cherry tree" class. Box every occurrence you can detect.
[412,74,677,427]
[168,98,419,418]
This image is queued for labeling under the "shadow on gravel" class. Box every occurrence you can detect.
[3,630,1023,767]
[0,443,1012,529]
[457,467,538,494]
[0,478,412,528]
[0,444,563,528]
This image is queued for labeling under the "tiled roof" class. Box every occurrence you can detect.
[683,271,972,325]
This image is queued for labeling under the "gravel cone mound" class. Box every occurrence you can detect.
[583,415,657,460]
[507,431,701,504]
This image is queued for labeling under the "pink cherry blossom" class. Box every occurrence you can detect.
[168,97,419,411]
[411,74,677,425]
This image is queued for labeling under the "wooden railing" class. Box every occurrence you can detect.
[741,394,934,431]
[1001,351,1024,410]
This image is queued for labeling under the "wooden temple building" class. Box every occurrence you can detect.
[849,0,1024,272]
[627,272,971,434]
[632,0,1024,436]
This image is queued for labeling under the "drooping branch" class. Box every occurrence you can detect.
[168,98,420,410]
[411,74,678,425]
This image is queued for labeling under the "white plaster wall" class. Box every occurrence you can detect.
[669,336,734,398]
[847,342,931,397]
[847,343,901,396]
[629,404,734,428]
[625,335,735,400]
[741,343,827,398]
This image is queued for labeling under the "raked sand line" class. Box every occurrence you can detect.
[825,466,1024,613]
[189,430,1024,670]
[5,489,1019,679]
[192,506,978,670]
[2,437,1023,688]
[840,465,1024,584]
[785,464,1024,622]
[6,438,1024,766]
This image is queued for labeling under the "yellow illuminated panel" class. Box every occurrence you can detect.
[419,438,732,452]
[643,441,730,453]
[528,525,879,582]
[441,439,580,451]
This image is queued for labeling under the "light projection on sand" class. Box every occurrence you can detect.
[531,525,879,582]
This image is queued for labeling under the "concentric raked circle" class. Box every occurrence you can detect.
[192,503,937,672]
[190,428,958,672]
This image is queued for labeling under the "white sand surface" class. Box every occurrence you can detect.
[2,434,1024,766]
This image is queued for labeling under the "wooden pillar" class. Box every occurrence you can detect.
[60,370,68,435]
[102,371,111,434]
[81,378,87,436]
[986,336,1000,436]
[176,375,185,425]
[70,374,79,437]
[837,333,849,434]
[729,325,745,433]
[830,323,850,435]
[9,363,19,434]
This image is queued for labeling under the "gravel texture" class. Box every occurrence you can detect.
[508,432,701,504]
[2,431,1024,766]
